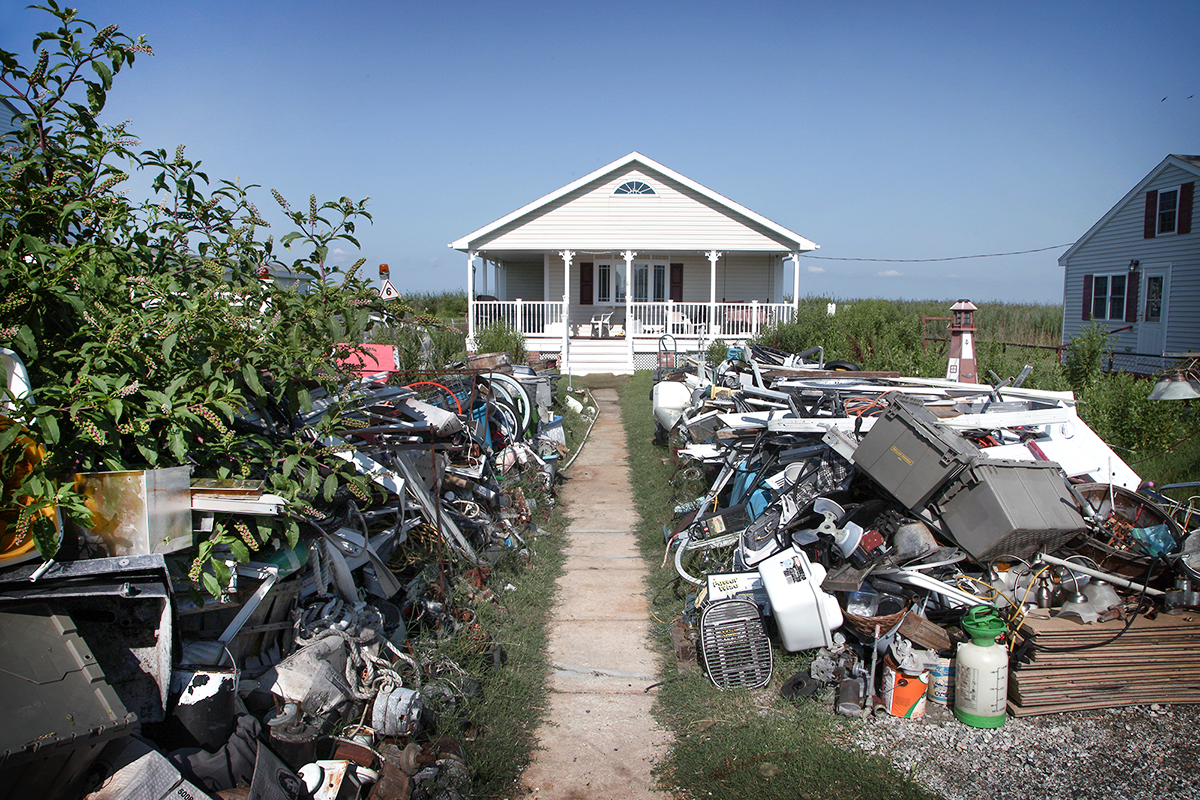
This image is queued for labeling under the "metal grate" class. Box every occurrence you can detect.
[700,599,773,690]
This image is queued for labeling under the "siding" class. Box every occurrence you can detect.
[503,262,544,301]
[474,167,799,252]
[1062,163,1200,356]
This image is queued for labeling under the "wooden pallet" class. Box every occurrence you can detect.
[1008,610,1200,716]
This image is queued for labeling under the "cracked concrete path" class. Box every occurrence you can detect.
[518,386,670,799]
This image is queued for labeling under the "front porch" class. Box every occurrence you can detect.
[472,299,795,340]
[472,299,795,375]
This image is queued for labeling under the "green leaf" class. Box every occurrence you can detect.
[162,331,178,361]
[0,423,22,453]
[282,453,301,478]
[242,363,264,396]
[38,414,60,445]
[229,540,249,564]
[201,572,221,598]
[284,520,300,549]
[322,471,337,502]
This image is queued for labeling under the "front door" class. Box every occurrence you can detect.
[1136,266,1170,373]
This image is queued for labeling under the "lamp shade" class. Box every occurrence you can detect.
[1148,375,1200,401]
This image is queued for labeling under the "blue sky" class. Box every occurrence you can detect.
[2,0,1197,303]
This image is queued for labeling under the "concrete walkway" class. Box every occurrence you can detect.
[519,387,669,799]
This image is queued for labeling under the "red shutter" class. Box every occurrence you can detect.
[1144,190,1158,238]
[1125,269,1139,323]
[1179,182,1194,234]
[1081,274,1093,321]
[669,263,684,302]
[580,262,593,305]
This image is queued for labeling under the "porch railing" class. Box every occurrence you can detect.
[471,300,795,338]
[473,300,565,336]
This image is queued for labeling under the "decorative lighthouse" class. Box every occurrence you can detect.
[945,300,979,384]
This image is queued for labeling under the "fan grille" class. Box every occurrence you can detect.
[700,599,773,690]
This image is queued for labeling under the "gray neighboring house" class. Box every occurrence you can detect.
[1,97,22,150]
[1059,154,1199,373]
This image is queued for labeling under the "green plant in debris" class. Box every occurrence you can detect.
[0,3,403,592]
[1062,320,1114,392]
[473,319,527,365]
[371,323,466,379]
[706,337,729,363]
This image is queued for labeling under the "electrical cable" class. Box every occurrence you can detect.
[803,243,1074,263]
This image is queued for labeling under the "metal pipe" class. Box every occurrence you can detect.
[1036,552,1165,597]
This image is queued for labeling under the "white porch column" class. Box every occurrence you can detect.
[707,250,722,338]
[480,258,488,297]
[559,250,574,371]
[791,251,801,316]
[467,250,476,345]
[623,249,636,370]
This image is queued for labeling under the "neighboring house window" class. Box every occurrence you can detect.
[1158,189,1178,234]
[1144,182,1193,237]
[614,180,654,195]
[1082,272,1138,323]
[1144,275,1163,322]
[653,263,666,303]
[1091,274,1126,320]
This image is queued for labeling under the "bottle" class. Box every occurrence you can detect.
[953,605,1008,728]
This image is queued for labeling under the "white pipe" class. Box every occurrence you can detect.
[1036,552,1165,597]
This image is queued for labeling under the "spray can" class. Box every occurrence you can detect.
[953,605,1008,728]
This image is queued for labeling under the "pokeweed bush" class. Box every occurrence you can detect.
[0,3,404,592]
[1062,321,1114,392]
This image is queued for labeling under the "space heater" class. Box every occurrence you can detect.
[699,599,773,690]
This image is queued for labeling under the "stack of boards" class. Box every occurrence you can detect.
[1009,610,1200,716]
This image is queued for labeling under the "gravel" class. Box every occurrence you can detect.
[848,701,1200,800]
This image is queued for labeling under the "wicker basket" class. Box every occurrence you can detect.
[842,606,909,640]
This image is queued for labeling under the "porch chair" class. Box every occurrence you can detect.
[590,309,614,337]
[667,309,696,335]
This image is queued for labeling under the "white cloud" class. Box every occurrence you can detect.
[878,269,903,278]
[331,247,349,257]
[946,273,959,279]
[807,265,825,274]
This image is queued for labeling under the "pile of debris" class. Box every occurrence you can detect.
[653,343,1198,725]
[0,354,583,800]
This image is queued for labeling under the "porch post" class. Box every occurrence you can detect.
[707,250,722,337]
[623,249,636,370]
[791,251,801,317]
[467,250,476,346]
[559,250,573,371]
[480,258,488,297]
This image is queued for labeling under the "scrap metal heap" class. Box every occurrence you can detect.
[0,356,580,800]
[654,344,1200,721]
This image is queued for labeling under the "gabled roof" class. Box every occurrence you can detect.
[1059,154,1200,264]
[449,151,817,253]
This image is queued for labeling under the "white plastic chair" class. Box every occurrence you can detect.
[590,310,614,337]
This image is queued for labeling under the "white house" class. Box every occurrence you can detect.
[1059,154,1199,373]
[449,152,818,374]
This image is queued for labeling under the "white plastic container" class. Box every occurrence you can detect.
[757,545,843,651]
[953,606,1008,728]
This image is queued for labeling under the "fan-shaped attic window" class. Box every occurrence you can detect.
[614,180,655,195]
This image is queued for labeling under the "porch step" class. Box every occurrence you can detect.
[564,339,633,375]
